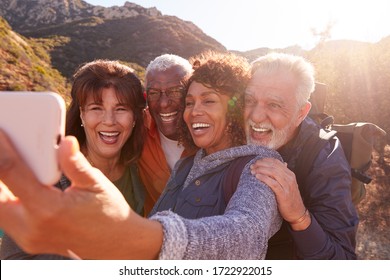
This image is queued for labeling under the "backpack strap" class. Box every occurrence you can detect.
[175,155,195,184]
[332,122,385,185]
[222,155,257,204]
[309,112,334,129]
[319,114,334,129]
[351,162,372,184]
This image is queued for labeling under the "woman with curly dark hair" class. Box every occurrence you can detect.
[177,51,248,153]
[149,51,283,259]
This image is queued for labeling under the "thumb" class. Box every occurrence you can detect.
[58,136,101,189]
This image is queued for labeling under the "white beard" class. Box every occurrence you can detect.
[246,121,294,150]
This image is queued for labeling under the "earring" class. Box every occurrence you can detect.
[81,123,84,127]
[133,122,136,128]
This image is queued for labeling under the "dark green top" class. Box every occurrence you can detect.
[113,164,145,216]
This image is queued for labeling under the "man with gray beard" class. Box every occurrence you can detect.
[245,52,358,259]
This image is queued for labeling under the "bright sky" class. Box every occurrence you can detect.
[86,0,390,52]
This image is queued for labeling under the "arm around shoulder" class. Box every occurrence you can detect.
[150,158,282,260]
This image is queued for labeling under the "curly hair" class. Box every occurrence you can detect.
[66,59,146,165]
[178,51,251,152]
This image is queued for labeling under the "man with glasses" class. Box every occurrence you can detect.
[139,54,193,214]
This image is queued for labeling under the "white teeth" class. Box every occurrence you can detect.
[192,123,210,129]
[100,132,119,137]
[160,111,177,117]
[160,111,178,122]
[251,126,270,132]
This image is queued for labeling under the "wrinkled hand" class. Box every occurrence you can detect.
[0,131,162,259]
[250,158,310,230]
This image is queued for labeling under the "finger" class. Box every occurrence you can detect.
[250,157,282,170]
[251,162,293,194]
[251,159,292,182]
[0,130,47,201]
[255,173,284,195]
[0,182,26,236]
[58,136,107,189]
[251,161,281,177]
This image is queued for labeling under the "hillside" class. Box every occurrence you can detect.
[0,0,225,78]
[0,0,160,31]
[0,17,70,101]
[238,45,305,62]
[307,39,390,138]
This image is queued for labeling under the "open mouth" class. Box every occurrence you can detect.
[191,123,211,136]
[160,111,178,122]
[249,124,274,141]
[99,131,120,144]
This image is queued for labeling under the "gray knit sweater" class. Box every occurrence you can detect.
[150,144,283,259]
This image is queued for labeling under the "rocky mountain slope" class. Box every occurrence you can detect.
[0,0,225,78]
[0,0,160,31]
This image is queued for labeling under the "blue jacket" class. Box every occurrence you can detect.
[267,117,359,259]
[149,145,283,259]
[152,154,254,219]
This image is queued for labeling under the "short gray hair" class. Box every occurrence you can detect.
[251,53,315,106]
[145,54,192,84]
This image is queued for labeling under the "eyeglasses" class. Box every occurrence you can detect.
[146,86,184,102]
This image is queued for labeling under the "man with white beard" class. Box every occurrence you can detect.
[245,52,358,259]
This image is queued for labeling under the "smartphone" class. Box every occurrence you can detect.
[0,91,65,185]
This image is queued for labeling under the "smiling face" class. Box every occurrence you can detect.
[183,82,232,155]
[146,66,187,140]
[244,69,309,150]
[80,87,135,161]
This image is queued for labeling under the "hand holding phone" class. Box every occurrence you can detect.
[0,91,65,185]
